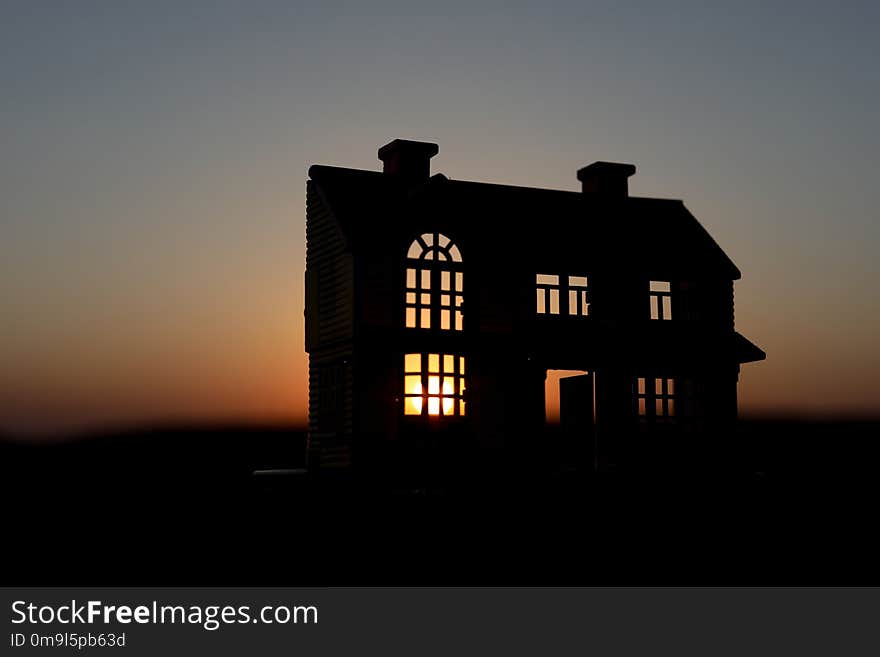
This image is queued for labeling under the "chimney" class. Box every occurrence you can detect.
[577,161,636,197]
[378,139,439,183]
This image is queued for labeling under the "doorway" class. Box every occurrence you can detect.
[545,370,596,471]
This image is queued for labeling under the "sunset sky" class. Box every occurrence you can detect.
[2,1,878,436]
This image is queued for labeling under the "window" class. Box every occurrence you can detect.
[403,353,466,417]
[537,274,589,316]
[649,281,672,320]
[536,274,560,314]
[405,233,463,331]
[568,276,589,316]
[635,377,675,423]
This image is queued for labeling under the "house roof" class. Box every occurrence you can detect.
[308,164,742,280]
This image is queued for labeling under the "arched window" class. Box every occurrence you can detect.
[404,233,463,331]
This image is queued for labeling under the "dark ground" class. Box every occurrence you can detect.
[2,419,879,585]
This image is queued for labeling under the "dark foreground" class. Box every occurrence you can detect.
[2,420,879,585]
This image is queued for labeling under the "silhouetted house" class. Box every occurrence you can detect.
[305,139,765,475]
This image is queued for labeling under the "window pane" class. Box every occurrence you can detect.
[549,288,560,314]
[437,234,450,248]
[444,355,454,373]
[406,292,416,304]
[656,399,664,416]
[536,274,559,285]
[421,270,431,289]
[427,397,440,416]
[407,241,422,259]
[569,276,588,287]
[407,268,416,288]
[655,378,663,395]
[662,296,672,320]
[441,294,451,306]
[455,272,463,291]
[455,295,463,307]
[428,376,440,395]
[536,289,545,314]
[637,377,645,394]
[459,400,466,416]
[405,375,422,395]
[650,296,659,320]
[428,354,440,373]
[668,399,675,416]
[581,290,589,315]
[441,271,451,291]
[459,357,465,375]
[449,245,462,262]
[455,311,463,331]
[405,353,421,372]
[404,396,423,415]
[569,290,577,316]
[441,309,451,330]
[460,377,466,393]
[421,233,434,247]
[406,308,416,328]
[421,293,431,305]
[650,280,671,292]
[420,308,431,328]
[442,397,454,415]
[442,377,454,395]
[638,398,646,416]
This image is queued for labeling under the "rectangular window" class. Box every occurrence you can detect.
[403,353,466,417]
[649,280,672,320]
[537,274,589,316]
[635,376,675,423]
[567,276,589,316]
[536,274,560,315]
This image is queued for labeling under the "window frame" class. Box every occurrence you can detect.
[403,352,467,418]
[536,273,590,317]
[405,233,464,332]
[635,376,676,424]
[649,280,673,321]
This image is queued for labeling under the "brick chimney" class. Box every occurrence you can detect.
[577,161,636,196]
[378,139,439,183]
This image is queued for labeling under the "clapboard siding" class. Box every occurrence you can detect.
[305,181,355,469]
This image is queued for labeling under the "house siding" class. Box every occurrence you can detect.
[305,180,354,468]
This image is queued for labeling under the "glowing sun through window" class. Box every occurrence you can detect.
[403,353,466,417]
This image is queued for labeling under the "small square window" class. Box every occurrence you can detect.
[635,376,676,423]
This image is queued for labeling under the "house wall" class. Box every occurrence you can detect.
[305,180,355,469]
[306,173,748,476]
